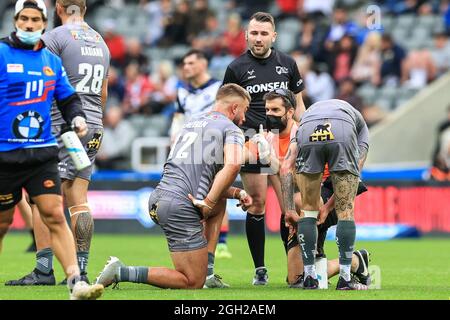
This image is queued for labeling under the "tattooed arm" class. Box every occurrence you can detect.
[280,142,299,225]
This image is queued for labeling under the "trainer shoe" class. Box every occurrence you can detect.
[302,275,319,290]
[288,274,304,288]
[336,276,368,290]
[215,243,232,259]
[95,256,125,288]
[70,281,104,300]
[252,267,268,286]
[5,269,55,286]
[353,249,371,286]
[203,274,230,288]
[59,273,90,286]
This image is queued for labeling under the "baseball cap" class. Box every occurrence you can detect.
[15,0,48,19]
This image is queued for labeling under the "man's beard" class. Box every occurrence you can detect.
[53,9,63,28]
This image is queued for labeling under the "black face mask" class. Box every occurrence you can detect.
[53,9,62,28]
[266,114,288,132]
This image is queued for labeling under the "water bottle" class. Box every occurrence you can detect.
[61,125,91,171]
[315,257,328,289]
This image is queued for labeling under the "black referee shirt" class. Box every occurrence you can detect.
[223,48,304,131]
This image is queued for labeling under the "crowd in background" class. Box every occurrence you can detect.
[1,0,450,172]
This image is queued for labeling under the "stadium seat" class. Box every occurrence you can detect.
[277,18,302,35]
[395,14,416,30]
[381,15,395,33]
[275,32,297,54]
[357,84,378,106]
[374,97,394,111]
[378,84,398,100]
[417,15,437,29]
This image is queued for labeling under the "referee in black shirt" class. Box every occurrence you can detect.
[223,12,306,285]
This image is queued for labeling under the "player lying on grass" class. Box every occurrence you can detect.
[96,84,252,289]
[250,89,370,289]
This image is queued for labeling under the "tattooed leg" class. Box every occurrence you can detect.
[63,178,94,276]
[330,171,359,280]
[330,172,359,221]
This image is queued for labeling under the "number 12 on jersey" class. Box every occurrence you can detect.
[168,132,199,160]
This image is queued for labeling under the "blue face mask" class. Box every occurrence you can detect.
[16,27,44,45]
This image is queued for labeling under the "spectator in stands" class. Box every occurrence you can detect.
[430,105,450,181]
[298,0,335,18]
[122,63,154,117]
[145,60,178,116]
[102,19,127,68]
[187,0,214,42]
[380,34,407,86]
[295,17,326,58]
[107,66,126,109]
[191,12,221,56]
[336,77,364,112]
[351,32,382,86]
[325,6,358,44]
[124,38,150,74]
[96,106,137,170]
[276,0,299,19]
[298,55,335,103]
[217,13,247,57]
[444,0,450,35]
[431,32,450,76]
[326,34,358,83]
[140,0,173,47]
[401,48,437,89]
[229,0,271,20]
[160,0,189,47]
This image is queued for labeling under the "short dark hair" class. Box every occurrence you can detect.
[263,88,296,110]
[217,84,251,103]
[182,49,208,63]
[249,12,275,29]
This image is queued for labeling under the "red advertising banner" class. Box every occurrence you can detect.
[265,186,450,233]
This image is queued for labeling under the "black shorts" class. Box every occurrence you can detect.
[0,161,61,211]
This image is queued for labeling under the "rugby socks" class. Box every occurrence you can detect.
[118,266,149,284]
[297,217,318,279]
[36,248,53,275]
[207,252,215,277]
[246,212,265,268]
[218,231,228,244]
[336,220,356,282]
[77,251,89,275]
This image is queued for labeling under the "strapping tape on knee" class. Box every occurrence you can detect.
[68,203,90,217]
[303,210,319,219]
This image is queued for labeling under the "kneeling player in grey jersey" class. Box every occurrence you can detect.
[281,99,370,290]
[6,0,110,286]
[96,84,252,289]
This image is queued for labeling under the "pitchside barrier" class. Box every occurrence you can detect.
[10,168,450,238]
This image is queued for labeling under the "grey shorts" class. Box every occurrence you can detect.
[53,125,104,181]
[148,189,207,252]
[296,119,360,177]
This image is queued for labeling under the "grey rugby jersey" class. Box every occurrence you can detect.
[42,23,110,127]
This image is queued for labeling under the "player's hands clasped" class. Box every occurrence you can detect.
[72,116,88,138]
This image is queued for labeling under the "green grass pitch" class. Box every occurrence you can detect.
[0,233,449,300]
